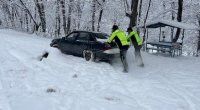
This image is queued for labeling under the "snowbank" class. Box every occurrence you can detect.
[0,29,200,110]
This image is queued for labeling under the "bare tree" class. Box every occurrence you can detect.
[11,6,15,27]
[34,0,46,32]
[76,0,84,29]
[2,3,12,27]
[173,0,183,42]
[197,14,200,56]
[143,0,152,42]
[137,0,143,26]
[66,0,73,34]
[92,0,96,31]
[60,0,67,36]
[96,0,105,32]
[19,0,39,32]
[55,0,61,37]
[125,0,139,27]
[25,9,29,32]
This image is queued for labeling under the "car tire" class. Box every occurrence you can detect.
[83,50,95,61]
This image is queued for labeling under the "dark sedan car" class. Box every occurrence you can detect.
[50,31,119,62]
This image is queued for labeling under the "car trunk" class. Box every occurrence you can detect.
[96,38,119,54]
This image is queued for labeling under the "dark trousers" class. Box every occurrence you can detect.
[134,45,144,67]
[120,49,128,72]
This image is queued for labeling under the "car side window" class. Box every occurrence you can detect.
[76,32,89,41]
[89,35,96,41]
[66,32,78,40]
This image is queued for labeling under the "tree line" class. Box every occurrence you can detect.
[0,0,200,55]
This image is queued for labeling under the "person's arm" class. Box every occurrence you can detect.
[107,32,116,43]
[133,32,142,45]
[127,34,132,42]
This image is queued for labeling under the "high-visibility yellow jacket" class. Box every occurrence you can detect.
[108,29,129,49]
[127,31,142,46]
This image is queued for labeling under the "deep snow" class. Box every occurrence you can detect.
[0,29,200,110]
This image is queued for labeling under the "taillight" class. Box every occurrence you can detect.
[103,47,111,50]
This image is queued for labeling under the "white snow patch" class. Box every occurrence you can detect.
[96,38,108,43]
[104,48,120,54]
[0,29,200,110]
[139,20,200,30]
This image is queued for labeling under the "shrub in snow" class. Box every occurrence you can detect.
[73,74,78,78]
[46,88,56,93]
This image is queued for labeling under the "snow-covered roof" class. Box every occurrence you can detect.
[138,20,200,30]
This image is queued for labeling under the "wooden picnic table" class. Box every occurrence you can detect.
[146,41,182,57]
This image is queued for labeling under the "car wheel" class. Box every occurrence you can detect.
[83,50,94,61]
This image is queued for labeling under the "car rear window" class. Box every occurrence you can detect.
[77,32,89,41]
[94,33,109,39]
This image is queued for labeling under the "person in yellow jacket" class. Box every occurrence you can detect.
[126,27,144,67]
[107,25,129,73]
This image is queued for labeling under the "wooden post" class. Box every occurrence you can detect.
[145,29,149,52]
[159,27,161,42]
[180,29,185,55]
[171,2,175,42]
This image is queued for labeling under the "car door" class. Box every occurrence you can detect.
[59,32,79,54]
[88,33,99,51]
[73,32,90,55]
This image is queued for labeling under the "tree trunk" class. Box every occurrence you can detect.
[92,0,96,31]
[137,0,143,26]
[197,19,200,56]
[126,0,139,27]
[170,2,175,42]
[173,0,183,42]
[35,0,46,33]
[97,9,103,32]
[2,4,12,27]
[66,0,73,34]
[60,0,67,36]
[55,0,61,37]
[19,0,39,32]
[97,0,105,32]
[143,0,152,42]
[77,1,83,29]
[11,7,15,27]
[19,9,23,29]
[25,11,29,32]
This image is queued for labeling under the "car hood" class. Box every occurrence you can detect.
[51,38,61,43]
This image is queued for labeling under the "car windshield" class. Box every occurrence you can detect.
[94,33,109,39]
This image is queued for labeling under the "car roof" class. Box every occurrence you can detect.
[72,30,108,35]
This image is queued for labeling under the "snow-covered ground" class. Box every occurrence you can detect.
[0,29,200,110]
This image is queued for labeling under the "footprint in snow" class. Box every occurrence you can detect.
[104,97,120,101]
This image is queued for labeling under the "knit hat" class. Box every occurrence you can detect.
[112,25,119,30]
[126,27,133,32]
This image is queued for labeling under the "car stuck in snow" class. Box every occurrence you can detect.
[50,31,120,62]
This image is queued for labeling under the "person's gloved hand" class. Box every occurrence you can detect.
[105,42,111,48]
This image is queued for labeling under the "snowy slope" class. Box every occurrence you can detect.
[0,29,200,110]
